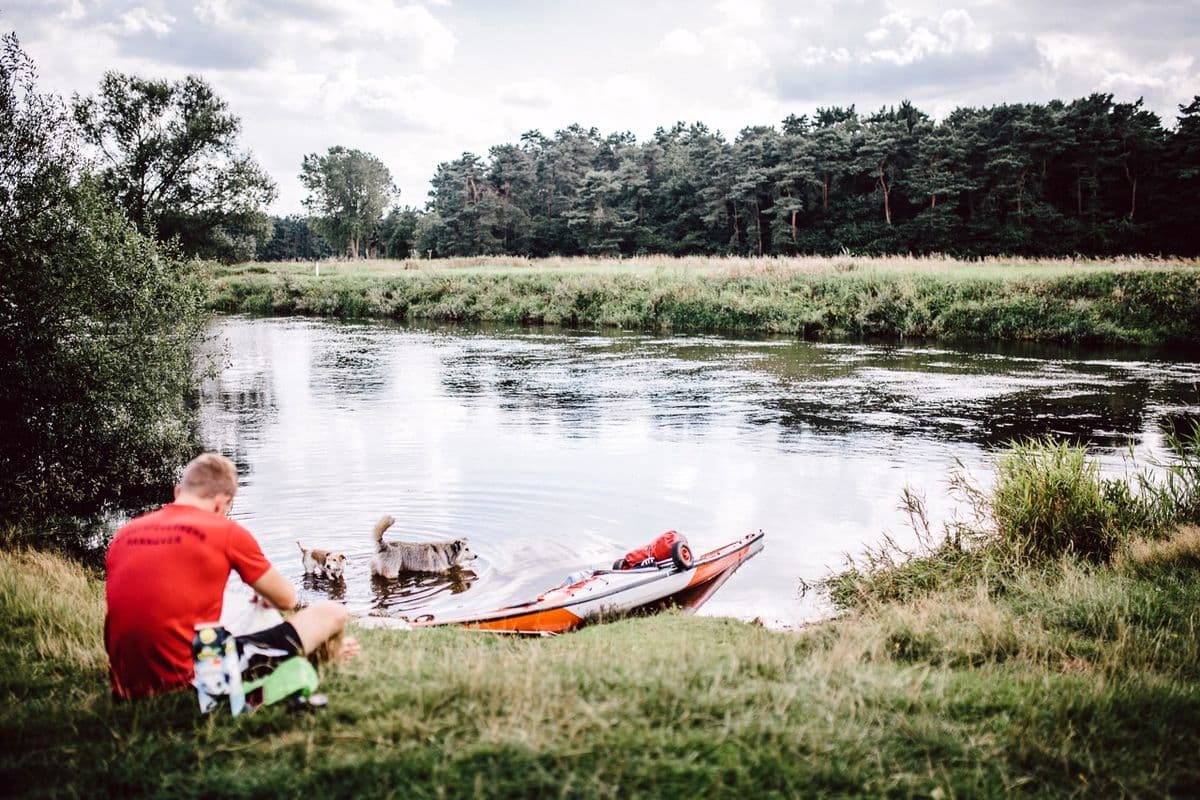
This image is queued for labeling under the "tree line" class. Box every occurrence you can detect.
[404,96,1200,259]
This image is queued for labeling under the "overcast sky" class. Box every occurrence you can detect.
[7,1,1198,213]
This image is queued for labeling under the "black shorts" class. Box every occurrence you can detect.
[235,621,305,681]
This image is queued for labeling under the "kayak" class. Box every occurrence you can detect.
[408,531,765,635]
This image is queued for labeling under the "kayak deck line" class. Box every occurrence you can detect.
[408,531,765,635]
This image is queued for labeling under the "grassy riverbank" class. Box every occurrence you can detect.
[206,256,1200,345]
[4,436,1200,798]
[3,534,1199,797]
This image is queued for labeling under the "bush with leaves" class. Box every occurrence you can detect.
[0,33,206,522]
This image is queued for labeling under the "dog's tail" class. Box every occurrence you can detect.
[296,540,305,553]
[373,515,396,547]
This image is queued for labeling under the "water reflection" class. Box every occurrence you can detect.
[301,573,346,602]
[431,334,1200,454]
[370,569,479,616]
[309,328,391,403]
[200,317,1200,627]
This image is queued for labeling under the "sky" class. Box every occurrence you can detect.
[6,0,1198,214]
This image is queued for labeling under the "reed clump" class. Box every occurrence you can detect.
[823,428,1200,611]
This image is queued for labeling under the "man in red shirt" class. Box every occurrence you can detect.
[105,452,359,700]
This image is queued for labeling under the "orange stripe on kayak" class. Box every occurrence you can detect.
[686,546,746,587]
[460,606,584,634]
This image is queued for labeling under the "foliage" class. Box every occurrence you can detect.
[209,257,1200,346]
[300,147,396,258]
[376,206,421,258]
[73,71,276,263]
[0,34,207,522]
[821,429,1200,610]
[411,95,1200,259]
[256,215,333,261]
[991,439,1130,562]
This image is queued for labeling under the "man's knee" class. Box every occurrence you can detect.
[308,599,348,631]
[322,600,349,631]
[289,601,349,654]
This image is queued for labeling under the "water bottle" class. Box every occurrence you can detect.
[565,569,592,586]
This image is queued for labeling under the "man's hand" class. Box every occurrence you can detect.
[339,635,361,662]
[249,567,297,611]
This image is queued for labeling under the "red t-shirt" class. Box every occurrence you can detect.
[104,503,271,700]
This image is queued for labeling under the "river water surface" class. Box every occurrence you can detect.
[200,317,1200,628]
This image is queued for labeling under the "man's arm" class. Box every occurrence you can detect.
[249,567,297,611]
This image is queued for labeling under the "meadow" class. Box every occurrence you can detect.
[207,255,1200,346]
[4,435,1200,798]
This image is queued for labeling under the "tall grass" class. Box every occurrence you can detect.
[204,257,1200,345]
[823,428,1200,610]
[992,440,1131,562]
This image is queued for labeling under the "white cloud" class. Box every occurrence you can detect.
[497,79,563,109]
[115,7,175,36]
[866,8,991,65]
[350,2,457,71]
[192,0,234,26]
[715,0,766,28]
[58,0,86,22]
[1035,33,1199,116]
[657,28,704,57]
[600,74,656,108]
[939,9,989,51]
[718,35,771,72]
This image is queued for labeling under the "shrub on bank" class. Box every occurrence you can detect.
[992,439,1128,563]
[823,429,1200,610]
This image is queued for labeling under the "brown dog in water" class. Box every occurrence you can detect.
[297,542,347,581]
[369,515,476,579]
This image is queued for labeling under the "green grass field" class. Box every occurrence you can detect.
[205,256,1200,345]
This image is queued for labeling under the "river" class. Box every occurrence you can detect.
[199,316,1200,628]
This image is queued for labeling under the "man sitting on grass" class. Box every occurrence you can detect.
[104,452,359,700]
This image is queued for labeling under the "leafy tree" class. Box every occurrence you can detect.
[376,207,421,258]
[256,215,333,261]
[861,103,930,226]
[427,152,499,256]
[644,123,733,254]
[1109,99,1164,221]
[73,72,276,263]
[484,143,535,253]
[1164,96,1200,253]
[300,147,396,258]
[1,34,206,522]
[730,126,780,255]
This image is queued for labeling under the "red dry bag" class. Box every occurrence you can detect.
[613,530,694,571]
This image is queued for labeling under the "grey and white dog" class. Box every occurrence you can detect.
[370,515,476,579]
